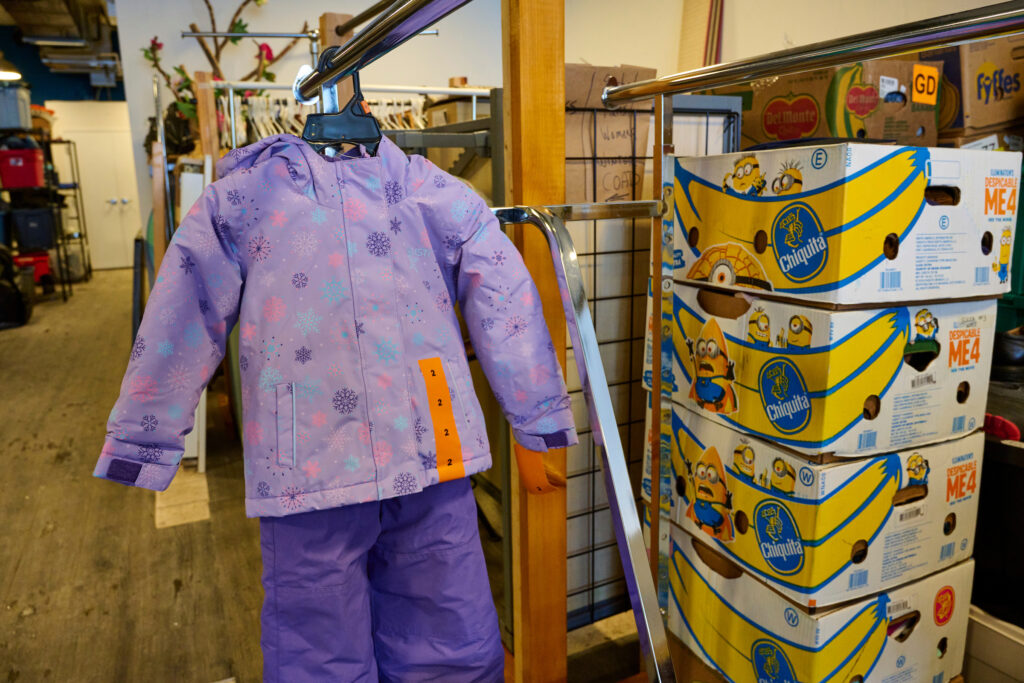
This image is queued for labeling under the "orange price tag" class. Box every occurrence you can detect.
[418,358,465,482]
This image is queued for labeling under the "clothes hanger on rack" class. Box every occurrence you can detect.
[301,47,383,157]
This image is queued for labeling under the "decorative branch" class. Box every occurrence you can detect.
[142,37,185,103]
[238,22,308,81]
[202,0,217,33]
[188,22,225,80]
[217,0,256,58]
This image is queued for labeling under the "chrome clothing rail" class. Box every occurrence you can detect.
[603,0,1024,106]
[493,203,673,683]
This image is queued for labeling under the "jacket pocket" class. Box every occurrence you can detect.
[276,382,295,467]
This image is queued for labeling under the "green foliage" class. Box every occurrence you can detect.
[229,18,248,44]
[174,101,197,120]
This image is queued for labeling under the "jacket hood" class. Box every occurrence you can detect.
[215,133,425,205]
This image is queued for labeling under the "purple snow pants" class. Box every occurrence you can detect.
[259,478,504,682]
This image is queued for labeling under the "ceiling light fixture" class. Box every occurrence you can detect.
[0,51,21,80]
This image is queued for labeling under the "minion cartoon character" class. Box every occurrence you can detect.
[685,446,735,541]
[907,453,930,486]
[777,315,813,348]
[770,457,797,496]
[914,309,938,343]
[771,161,803,196]
[747,308,772,348]
[993,228,1012,284]
[722,155,767,196]
[686,318,738,414]
[732,442,756,481]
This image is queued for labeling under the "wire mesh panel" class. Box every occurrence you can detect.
[564,96,741,629]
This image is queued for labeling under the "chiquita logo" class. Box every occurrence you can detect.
[845,84,879,118]
[751,638,797,683]
[771,202,828,282]
[758,358,811,434]
[753,500,805,575]
[976,60,1021,104]
[761,94,819,140]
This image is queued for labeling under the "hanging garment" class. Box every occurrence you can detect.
[260,477,504,682]
[95,134,577,517]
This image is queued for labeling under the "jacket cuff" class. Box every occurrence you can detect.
[93,449,179,491]
[513,427,579,452]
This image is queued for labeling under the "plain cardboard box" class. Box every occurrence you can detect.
[710,59,940,147]
[666,522,973,683]
[940,122,1024,151]
[565,64,655,203]
[642,402,982,608]
[670,143,1021,305]
[670,284,997,458]
[922,34,1024,133]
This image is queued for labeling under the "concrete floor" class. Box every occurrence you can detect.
[0,269,647,683]
[0,270,262,682]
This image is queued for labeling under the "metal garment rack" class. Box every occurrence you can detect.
[493,201,674,683]
[295,0,470,101]
[49,139,92,281]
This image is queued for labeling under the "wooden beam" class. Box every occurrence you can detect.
[193,71,219,176]
[502,1,567,681]
[149,140,168,274]
[318,13,355,107]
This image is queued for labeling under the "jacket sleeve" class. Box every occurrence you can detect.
[422,169,578,452]
[93,178,242,491]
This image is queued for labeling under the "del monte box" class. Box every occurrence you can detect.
[711,59,941,147]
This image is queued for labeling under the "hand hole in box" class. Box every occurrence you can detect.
[850,539,869,564]
[925,186,961,206]
[753,230,768,254]
[734,510,749,535]
[937,636,948,658]
[982,231,994,255]
[863,395,880,420]
[944,512,957,535]
[687,227,700,249]
[883,233,900,260]
[956,381,970,404]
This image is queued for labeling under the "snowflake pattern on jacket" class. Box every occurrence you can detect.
[95,134,577,517]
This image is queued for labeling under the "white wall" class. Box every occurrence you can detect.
[720,0,996,62]
[565,0,684,76]
[115,0,502,231]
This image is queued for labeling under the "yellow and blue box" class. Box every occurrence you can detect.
[642,402,982,608]
[671,284,996,457]
[669,143,1020,306]
[666,524,973,683]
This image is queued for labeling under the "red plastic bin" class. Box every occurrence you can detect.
[13,252,50,283]
[0,149,45,188]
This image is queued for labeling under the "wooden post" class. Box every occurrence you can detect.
[149,140,168,273]
[193,71,219,177]
[318,13,355,106]
[502,1,567,681]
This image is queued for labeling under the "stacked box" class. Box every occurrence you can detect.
[641,142,1020,681]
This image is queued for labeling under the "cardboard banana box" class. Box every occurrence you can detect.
[641,402,982,608]
[671,284,995,457]
[667,523,973,683]
[668,143,1020,306]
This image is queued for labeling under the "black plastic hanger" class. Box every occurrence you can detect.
[301,47,382,157]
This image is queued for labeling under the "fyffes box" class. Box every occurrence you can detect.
[672,284,995,457]
[667,524,973,683]
[643,403,981,608]
[669,143,1020,305]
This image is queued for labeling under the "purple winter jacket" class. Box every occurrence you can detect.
[95,134,577,517]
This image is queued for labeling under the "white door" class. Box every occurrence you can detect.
[47,101,140,270]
